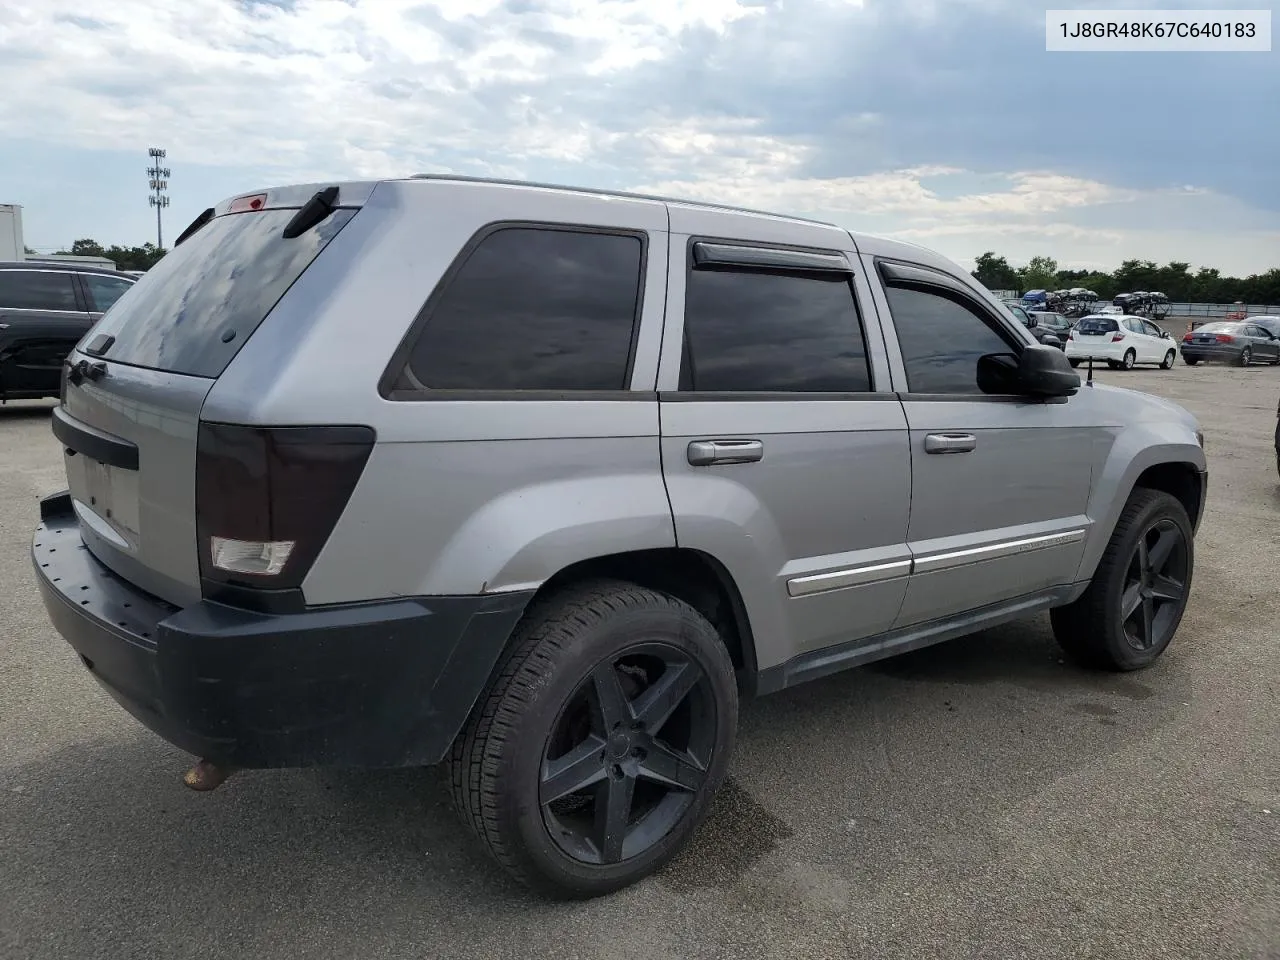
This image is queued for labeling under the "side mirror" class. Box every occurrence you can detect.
[977,345,1080,398]
[1026,315,1038,329]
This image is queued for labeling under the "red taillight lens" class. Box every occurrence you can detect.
[1183,333,1193,342]
[1111,333,1125,342]
[228,193,268,213]
[1216,334,1234,343]
[196,423,375,602]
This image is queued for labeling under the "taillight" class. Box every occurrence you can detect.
[1111,333,1125,342]
[228,193,268,213]
[1183,333,1193,342]
[1216,334,1234,343]
[195,423,375,601]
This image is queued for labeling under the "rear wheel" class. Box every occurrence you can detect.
[1160,350,1176,370]
[1183,356,1199,366]
[1238,347,1252,367]
[1121,349,1137,370]
[1051,489,1193,671]
[448,580,737,899]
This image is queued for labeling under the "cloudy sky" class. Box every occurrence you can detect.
[1,0,1275,275]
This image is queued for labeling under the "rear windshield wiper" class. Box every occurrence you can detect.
[282,186,340,239]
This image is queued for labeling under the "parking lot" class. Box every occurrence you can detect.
[1,362,1277,960]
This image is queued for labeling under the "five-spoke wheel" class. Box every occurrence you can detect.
[1051,488,1195,670]
[448,581,737,898]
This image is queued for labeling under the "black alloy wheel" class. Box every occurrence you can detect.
[1119,518,1189,653]
[540,644,715,866]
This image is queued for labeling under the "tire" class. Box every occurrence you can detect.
[1183,357,1199,366]
[1121,349,1136,370]
[447,579,738,899]
[1050,489,1194,671]
[1160,350,1176,370]
[1238,348,1251,367]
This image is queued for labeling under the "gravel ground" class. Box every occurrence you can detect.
[1,363,1277,960]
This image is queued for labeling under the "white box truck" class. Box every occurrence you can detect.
[0,204,23,260]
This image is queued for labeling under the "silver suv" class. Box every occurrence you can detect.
[32,176,1207,898]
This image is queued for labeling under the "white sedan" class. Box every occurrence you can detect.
[1065,314,1179,370]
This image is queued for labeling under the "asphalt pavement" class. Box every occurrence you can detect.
[1,362,1277,960]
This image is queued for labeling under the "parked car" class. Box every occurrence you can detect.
[1066,314,1179,370]
[1005,302,1063,349]
[32,176,1207,898]
[1029,310,1074,346]
[0,261,135,400]
[1180,321,1280,366]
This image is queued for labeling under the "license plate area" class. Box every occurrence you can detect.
[67,453,141,547]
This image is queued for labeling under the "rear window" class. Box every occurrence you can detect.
[1076,318,1118,334]
[91,207,356,378]
[1195,322,1238,334]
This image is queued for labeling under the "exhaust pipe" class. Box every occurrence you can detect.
[183,759,234,792]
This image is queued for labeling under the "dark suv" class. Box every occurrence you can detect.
[0,262,135,400]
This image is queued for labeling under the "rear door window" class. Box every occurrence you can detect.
[0,270,81,311]
[90,207,356,378]
[680,262,872,393]
[80,273,136,313]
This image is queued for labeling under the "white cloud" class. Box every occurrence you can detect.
[0,0,1273,275]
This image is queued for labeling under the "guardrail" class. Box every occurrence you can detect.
[1166,303,1280,319]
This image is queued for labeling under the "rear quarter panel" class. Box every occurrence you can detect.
[203,179,676,603]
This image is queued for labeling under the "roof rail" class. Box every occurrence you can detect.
[406,173,839,228]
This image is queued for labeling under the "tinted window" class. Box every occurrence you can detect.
[682,267,871,392]
[884,285,1015,394]
[0,270,79,311]
[81,273,135,313]
[1077,318,1119,334]
[93,208,356,378]
[1142,321,1163,337]
[404,228,642,391]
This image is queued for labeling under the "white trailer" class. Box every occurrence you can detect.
[0,204,23,260]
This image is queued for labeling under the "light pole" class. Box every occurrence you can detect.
[147,147,171,249]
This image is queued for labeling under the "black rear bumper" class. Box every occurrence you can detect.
[32,491,532,769]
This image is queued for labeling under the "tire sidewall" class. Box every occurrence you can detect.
[1162,350,1175,369]
[1092,495,1195,670]
[495,602,737,896]
[1123,349,1136,370]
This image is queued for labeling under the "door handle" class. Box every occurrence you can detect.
[923,433,976,455]
[687,439,764,466]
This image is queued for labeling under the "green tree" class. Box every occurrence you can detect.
[54,238,166,271]
[1019,255,1059,291]
[972,251,1019,291]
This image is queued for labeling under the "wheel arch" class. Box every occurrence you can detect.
[1077,441,1207,582]
[526,547,760,693]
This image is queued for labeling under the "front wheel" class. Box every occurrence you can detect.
[1160,350,1176,370]
[1051,489,1193,671]
[1238,348,1252,367]
[447,580,738,899]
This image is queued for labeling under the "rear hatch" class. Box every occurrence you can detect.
[55,185,365,606]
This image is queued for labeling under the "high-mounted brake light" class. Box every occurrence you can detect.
[196,423,375,603]
[228,193,268,213]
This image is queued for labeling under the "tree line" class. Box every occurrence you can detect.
[973,252,1280,304]
[47,238,168,272]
